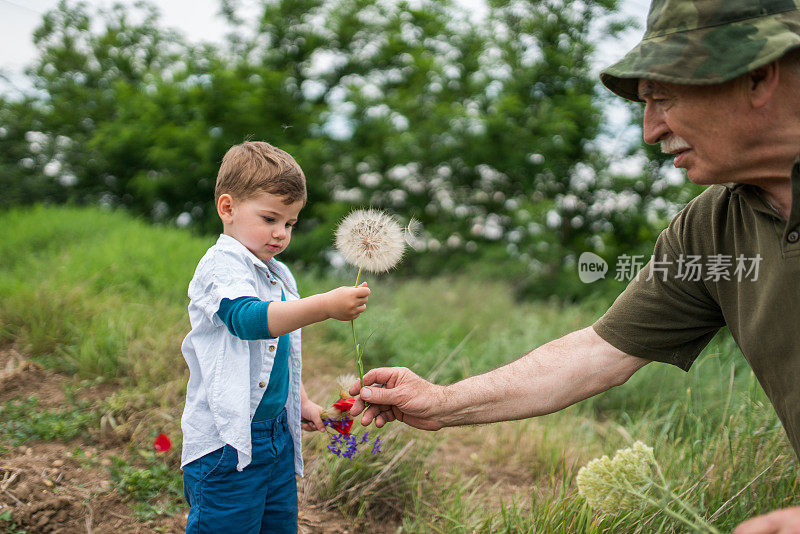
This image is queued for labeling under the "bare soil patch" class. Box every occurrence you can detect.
[0,346,391,533]
[0,441,185,533]
[0,347,185,533]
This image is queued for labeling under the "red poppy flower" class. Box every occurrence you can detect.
[153,433,172,452]
[331,418,353,436]
[332,397,355,413]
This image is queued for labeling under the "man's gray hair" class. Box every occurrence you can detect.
[781,47,800,72]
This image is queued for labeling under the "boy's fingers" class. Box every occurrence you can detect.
[310,414,325,432]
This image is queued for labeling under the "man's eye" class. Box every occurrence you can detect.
[263,217,275,223]
[285,222,295,228]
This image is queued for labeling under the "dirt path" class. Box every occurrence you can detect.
[0,346,393,533]
[0,346,186,532]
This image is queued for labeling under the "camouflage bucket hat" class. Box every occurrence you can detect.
[601,0,800,102]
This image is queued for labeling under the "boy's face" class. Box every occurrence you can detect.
[218,191,304,263]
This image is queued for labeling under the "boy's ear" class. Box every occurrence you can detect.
[217,194,235,223]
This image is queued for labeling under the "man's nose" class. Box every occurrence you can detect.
[642,103,669,145]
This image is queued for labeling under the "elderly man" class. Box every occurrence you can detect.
[349,0,800,531]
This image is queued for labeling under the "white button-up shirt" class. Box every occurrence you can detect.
[180,234,303,475]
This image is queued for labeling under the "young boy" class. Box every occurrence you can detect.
[180,141,370,533]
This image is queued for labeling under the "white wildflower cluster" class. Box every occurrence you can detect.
[576,441,657,513]
[335,209,405,273]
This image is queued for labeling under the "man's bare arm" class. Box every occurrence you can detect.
[437,326,650,426]
[350,325,650,430]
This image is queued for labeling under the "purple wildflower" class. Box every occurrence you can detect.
[341,434,359,459]
[322,418,383,459]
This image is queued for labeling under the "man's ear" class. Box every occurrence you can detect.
[217,194,235,223]
[748,61,781,108]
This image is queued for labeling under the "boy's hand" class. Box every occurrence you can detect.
[300,398,326,432]
[323,282,370,321]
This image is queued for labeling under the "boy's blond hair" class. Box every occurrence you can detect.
[215,141,307,205]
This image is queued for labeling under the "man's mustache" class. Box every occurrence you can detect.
[661,136,691,154]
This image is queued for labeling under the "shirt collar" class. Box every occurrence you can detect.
[725,183,780,219]
[788,154,800,232]
[215,234,271,274]
[722,154,800,221]
[215,234,300,298]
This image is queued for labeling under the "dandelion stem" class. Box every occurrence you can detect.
[352,267,364,387]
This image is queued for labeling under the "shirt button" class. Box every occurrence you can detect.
[270,279,277,285]
[258,381,266,388]
[268,345,276,352]
[788,230,799,243]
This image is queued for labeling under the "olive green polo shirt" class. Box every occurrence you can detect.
[593,156,800,460]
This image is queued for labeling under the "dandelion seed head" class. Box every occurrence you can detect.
[336,374,358,399]
[576,441,657,513]
[404,218,424,250]
[335,209,405,273]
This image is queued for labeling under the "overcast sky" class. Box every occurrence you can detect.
[0,0,651,79]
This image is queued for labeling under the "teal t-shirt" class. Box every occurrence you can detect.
[215,290,290,422]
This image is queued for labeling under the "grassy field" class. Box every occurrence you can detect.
[0,206,797,532]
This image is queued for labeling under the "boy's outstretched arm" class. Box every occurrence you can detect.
[266,282,370,338]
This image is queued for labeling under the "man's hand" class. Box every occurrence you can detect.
[323,282,370,321]
[349,367,446,431]
[734,506,800,534]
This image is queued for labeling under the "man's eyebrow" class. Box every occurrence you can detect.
[638,82,654,99]
[638,81,667,99]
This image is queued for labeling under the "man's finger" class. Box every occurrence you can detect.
[734,507,800,534]
[361,367,403,389]
[360,385,398,405]
[350,368,390,396]
[359,404,382,426]
[350,396,367,417]
[734,516,775,534]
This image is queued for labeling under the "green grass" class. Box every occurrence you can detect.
[0,205,797,532]
[0,396,98,446]
[108,453,185,520]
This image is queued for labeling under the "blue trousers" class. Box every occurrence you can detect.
[182,410,298,534]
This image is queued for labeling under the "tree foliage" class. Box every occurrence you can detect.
[0,0,694,298]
